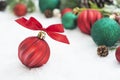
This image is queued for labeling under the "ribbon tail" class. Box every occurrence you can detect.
[47,31,70,44]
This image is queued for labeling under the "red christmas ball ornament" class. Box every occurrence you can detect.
[61,8,72,16]
[115,46,120,62]
[13,3,27,17]
[77,9,102,35]
[18,33,50,68]
[15,17,69,68]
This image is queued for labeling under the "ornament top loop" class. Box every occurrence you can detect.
[38,31,46,39]
[15,17,70,44]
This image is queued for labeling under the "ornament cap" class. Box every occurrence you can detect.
[38,31,46,39]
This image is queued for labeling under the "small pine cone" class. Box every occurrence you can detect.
[0,1,7,11]
[97,45,108,57]
[44,9,53,18]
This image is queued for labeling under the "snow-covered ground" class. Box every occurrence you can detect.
[0,0,120,80]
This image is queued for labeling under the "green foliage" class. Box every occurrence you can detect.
[6,0,35,13]
[60,0,79,10]
[27,0,35,13]
[6,0,18,10]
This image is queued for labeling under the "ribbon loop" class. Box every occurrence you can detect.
[46,24,64,33]
[15,17,70,44]
[15,17,43,30]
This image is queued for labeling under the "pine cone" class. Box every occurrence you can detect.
[79,0,90,8]
[97,45,108,57]
[44,9,53,18]
[0,1,7,11]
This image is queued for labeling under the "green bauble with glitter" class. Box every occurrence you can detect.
[62,12,77,29]
[39,0,60,13]
[91,18,120,47]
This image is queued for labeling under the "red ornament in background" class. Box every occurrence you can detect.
[77,9,102,35]
[13,3,27,17]
[16,17,69,68]
[115,46,120,62]
[61,8,72,16]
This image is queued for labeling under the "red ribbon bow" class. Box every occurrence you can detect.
[15,17,70,44]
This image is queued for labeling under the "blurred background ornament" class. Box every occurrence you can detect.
[6,0,35,16]
[39,0,60,18]
[115,46,120,62]
[62,12,77,29]
[39,0,60,13]
[77,9,102,35]
[61,8,72,16]
[13,3,27,17]
[0,0,7,11]
[53,8,61,18]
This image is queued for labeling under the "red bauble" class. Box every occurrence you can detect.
[115,46,120,62]
[13,3,27,17]
[77,9,102,35]
[61,8,72,16]
[16,17,69,68]
[18,37,50,68]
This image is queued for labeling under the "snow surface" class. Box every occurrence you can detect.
[0,0,120,80]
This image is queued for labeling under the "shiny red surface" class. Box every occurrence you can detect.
[18,37,50,68]
[116,46,120,62]
[77,9,102,35]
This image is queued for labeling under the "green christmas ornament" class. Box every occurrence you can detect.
[39,0,60,13]
[91,18,120,47]
[62,12,77,29]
